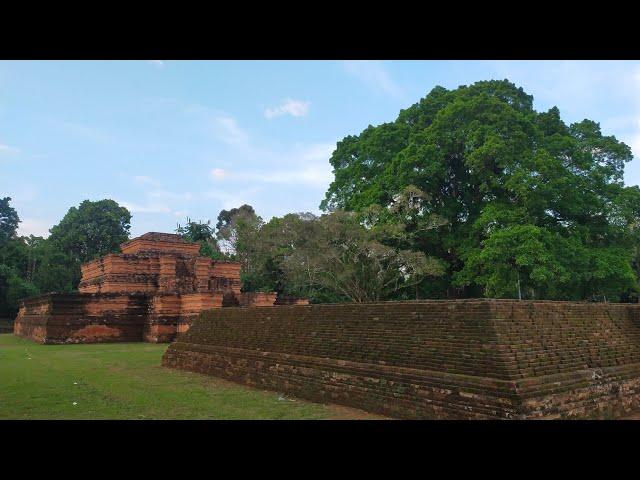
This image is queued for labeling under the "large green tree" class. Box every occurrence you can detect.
[215,204,446,303]
[321,80,640,300]
[280,210,445,302]
[0,198,34,316]
[48,199,131,287]
[176,218,223,259]
[215,204,267,290]
[0,197,20,246]
[0,199,131,316]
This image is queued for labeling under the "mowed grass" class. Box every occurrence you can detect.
[0,334,378,420]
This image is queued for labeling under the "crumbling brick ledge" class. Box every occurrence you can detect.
[162,299,640,419]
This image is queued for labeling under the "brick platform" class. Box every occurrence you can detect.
[162,299,640,419]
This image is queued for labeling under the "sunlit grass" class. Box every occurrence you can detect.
[0,334,355,420]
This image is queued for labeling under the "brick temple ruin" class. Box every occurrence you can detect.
[14,232,307,344]
[14,232,640,419]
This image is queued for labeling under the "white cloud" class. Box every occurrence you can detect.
[209,143,334,188]
[203,118,335,216]
[148,60,165,68]
[0,143,19,155]
[17,218,51,238]
[133,175,161,187]
[264,142,334,187]
[211,168,226,180]
[264,98,310,119]
[120,201,171,214]
[209,117,335,187]
[203,187,263,210]
[122,173,195,224]
[252,164,332,187]
[343,61,404,99]
[131,176,193,201]
[212,116,249,147]
[111,99,335,223]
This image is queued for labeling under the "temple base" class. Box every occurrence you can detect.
[14,291,270,344]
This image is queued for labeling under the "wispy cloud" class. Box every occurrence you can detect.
[211,168,226,179]
[120,201,172,214]
[208,114,334,187]
[148,190,194,201]
[114,100,333,222]
[210,143,334,188]
[133,175,161,187]
[0,143,20,155]
[264,98,310,119]
[343,61,404,99]
[124,175,194,218]
[57,120,111,143]
[203,187,263,210]
[212,116,249,148]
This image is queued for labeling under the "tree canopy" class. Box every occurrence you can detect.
[321,79,640,301]
[48,199,131,264]
[0,197,20,246]
[47,199,131,288]
[0,199,131,317]
[176,218,222,259]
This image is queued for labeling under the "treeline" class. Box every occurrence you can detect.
[201,80,640,303]
[0,198,131,317]
[1,196,440,316]
[182,202,446,304]
[2,79,640,315]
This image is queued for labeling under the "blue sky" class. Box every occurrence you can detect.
[1,60,640,238]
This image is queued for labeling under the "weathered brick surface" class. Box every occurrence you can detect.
[162,300,640,419]
[14,293,148,343]
[238,292,278,307]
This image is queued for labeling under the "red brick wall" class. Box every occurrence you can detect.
[238,292,277,307]
[14,293,149,344]
[14,292,221,344]
[162,300,640,419]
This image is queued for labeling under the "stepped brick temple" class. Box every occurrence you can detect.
[14,232,307,344]
[163,299,640,419]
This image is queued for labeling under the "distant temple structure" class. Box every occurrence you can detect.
[14,232,307,344]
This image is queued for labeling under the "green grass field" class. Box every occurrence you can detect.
[0,334,381,420]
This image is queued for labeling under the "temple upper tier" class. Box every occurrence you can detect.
[79,232,243,299]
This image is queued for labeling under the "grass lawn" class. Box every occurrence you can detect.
[0,334,383,420]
